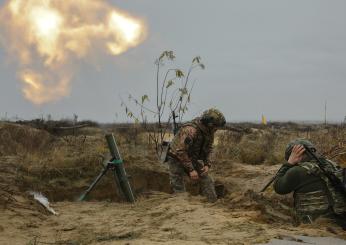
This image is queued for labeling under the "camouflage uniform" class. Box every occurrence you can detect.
[167,108,226,203]
[274,139,346,227]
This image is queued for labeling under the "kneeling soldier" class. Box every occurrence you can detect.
[167,108,226,202]
[274,139,346,229]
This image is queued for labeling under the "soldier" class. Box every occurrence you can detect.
[274,139,346,229]
[167,108,226,202]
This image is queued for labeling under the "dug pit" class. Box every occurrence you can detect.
[18,163,227,203]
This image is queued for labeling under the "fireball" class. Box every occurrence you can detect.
[0,0,147,104]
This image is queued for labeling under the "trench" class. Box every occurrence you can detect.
[19,165,227,202]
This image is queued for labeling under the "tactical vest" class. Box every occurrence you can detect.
[169,120,214,161]
[294,160,346,220]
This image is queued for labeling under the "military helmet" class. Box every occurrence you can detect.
[285,138,316,160]
[200,108,226,128]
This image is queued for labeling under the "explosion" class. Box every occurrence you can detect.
[0,0,147,104]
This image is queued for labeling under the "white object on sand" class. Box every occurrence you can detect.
[29,191,58,215]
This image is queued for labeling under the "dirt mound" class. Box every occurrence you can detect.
[0,156,52,220]
[225,190,293,224]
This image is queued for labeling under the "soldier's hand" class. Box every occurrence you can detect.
[288,145,305,165]
[200,165,209,176]
[189,170,199,180]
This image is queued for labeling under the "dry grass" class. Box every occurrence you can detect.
[0,123,53,156]
[2,122,346,167]
[214,125,346,165]
[1,122,346,194]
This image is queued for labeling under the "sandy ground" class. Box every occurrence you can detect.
[1,158,346,245]
[2,192,345,245]
[0,193,341,244]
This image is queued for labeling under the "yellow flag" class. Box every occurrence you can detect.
[261,115,267,125]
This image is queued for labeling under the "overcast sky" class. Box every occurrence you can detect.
[1,0,346,123]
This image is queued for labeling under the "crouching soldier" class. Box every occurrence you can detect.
[274,139,346,229]
[167,108,226,202]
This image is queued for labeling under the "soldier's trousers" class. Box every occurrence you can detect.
[167,158,217,203]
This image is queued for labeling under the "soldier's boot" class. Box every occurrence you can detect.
[167,159,186,193]
[200,174,217,203]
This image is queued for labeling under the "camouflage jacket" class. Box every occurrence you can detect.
[168,119,214,172]
[274,159,346,219]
